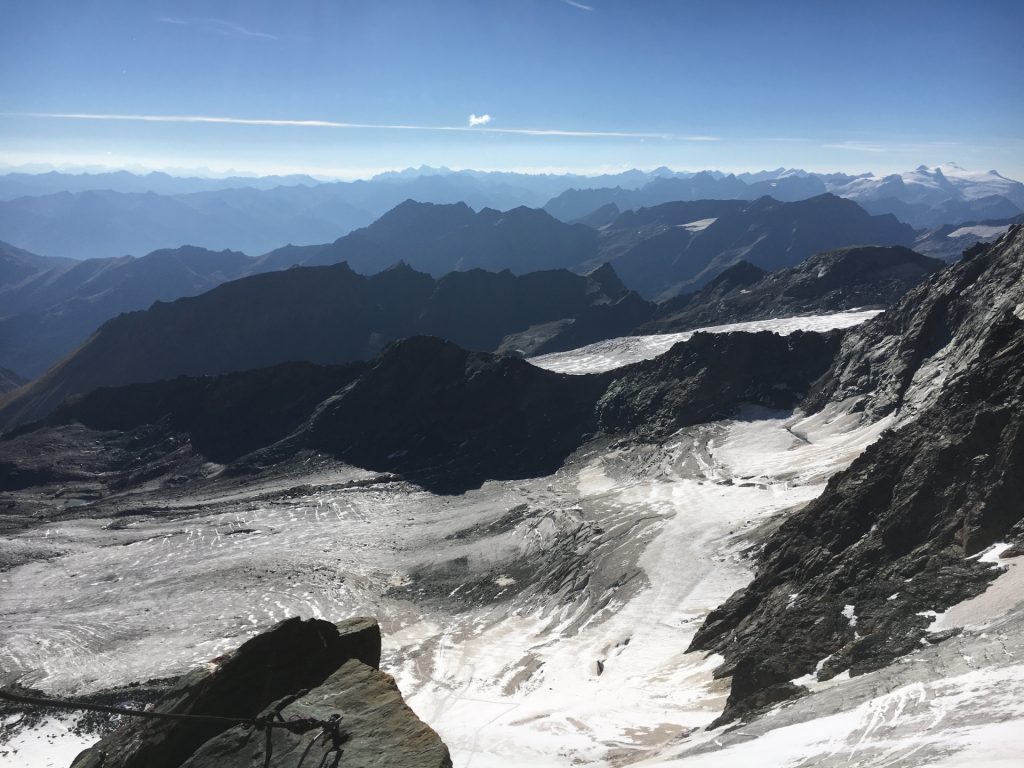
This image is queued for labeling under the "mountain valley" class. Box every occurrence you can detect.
[0,159,1022,768]
[1,225,1022,767]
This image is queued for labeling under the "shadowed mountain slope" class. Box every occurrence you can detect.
[254,200,599,276]
[596,195,916,299]
[0,246,253,377]
[0,262,630,430]
[3,325,849,494]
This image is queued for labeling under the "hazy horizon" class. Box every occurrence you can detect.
[1,160,1021,186]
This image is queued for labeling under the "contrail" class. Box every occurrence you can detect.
[6,112,720,142]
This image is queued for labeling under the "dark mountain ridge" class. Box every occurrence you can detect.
[597,194,916,299]
[0,239,72,290]
[0,261,630,430]
[0,245,254,377]
[643,245,943,333]
[255,200,599,276]
[3,326,850,494]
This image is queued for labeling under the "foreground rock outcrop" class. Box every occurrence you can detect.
[690,225,1024,724]
[71,616,450,768]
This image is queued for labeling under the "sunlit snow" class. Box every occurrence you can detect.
[528,309,882,375]
[946,224,1012,240]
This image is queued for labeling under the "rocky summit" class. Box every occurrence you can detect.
[71,617,451,768]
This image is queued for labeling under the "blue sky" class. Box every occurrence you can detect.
[2,0,1022,178]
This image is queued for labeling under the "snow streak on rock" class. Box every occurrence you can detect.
[528,309,882,375]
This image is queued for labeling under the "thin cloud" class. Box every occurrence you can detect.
[823,142,887,153]
[157,16,277,41]
[823,140,964,153]
[11,112,720,142]
[562,0,595,10]
[468,114,493,127]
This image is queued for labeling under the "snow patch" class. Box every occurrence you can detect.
[675,217,717,232]
[946,224,1011,240]
[0,716,95,768]
[529,309,883,375]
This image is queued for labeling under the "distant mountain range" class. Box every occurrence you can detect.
[0,169,323,199]
[0,195,932,378]
[593,194,916,299]
[0,239,948,429]
[0,243,255,377]
[0,239,71,289]
[546,164,1024,228]
[254,200,599,276]
[0,164,1018,260]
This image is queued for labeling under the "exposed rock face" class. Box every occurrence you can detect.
[598,330,842,439]
[2,322,852,499]
[643,246,942,334]
[299,336,609,492]
[806,225,1024,419]
[179,660,452,768]
[71,617,384,768]
[497,290,656,357]
[690,225,1024,725]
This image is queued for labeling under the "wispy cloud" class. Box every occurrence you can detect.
[823,142,887,153]
[10,112,720,142]
[562,0,595,10]
[468,113,493,127]
[156,16,277,41]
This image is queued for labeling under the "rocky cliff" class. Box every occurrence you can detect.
[689,225,1024,724]
[71,617,450,768]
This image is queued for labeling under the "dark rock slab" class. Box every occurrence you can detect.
[71,617,380,768]
[180,659,452,768]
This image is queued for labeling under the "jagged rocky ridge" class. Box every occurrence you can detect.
[0,194,961,382]
[593,195,916,299]
[499,245,937,356]
[0,261,633,430]
[689,224,1024,724]
[70,616,451,768]
[1,328,844,496]
[642,245,942,334]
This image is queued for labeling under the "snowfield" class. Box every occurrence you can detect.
[676,217,718,232]
[3,313,1023,767]
[1,401,938,768]
[528,309,882,374]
